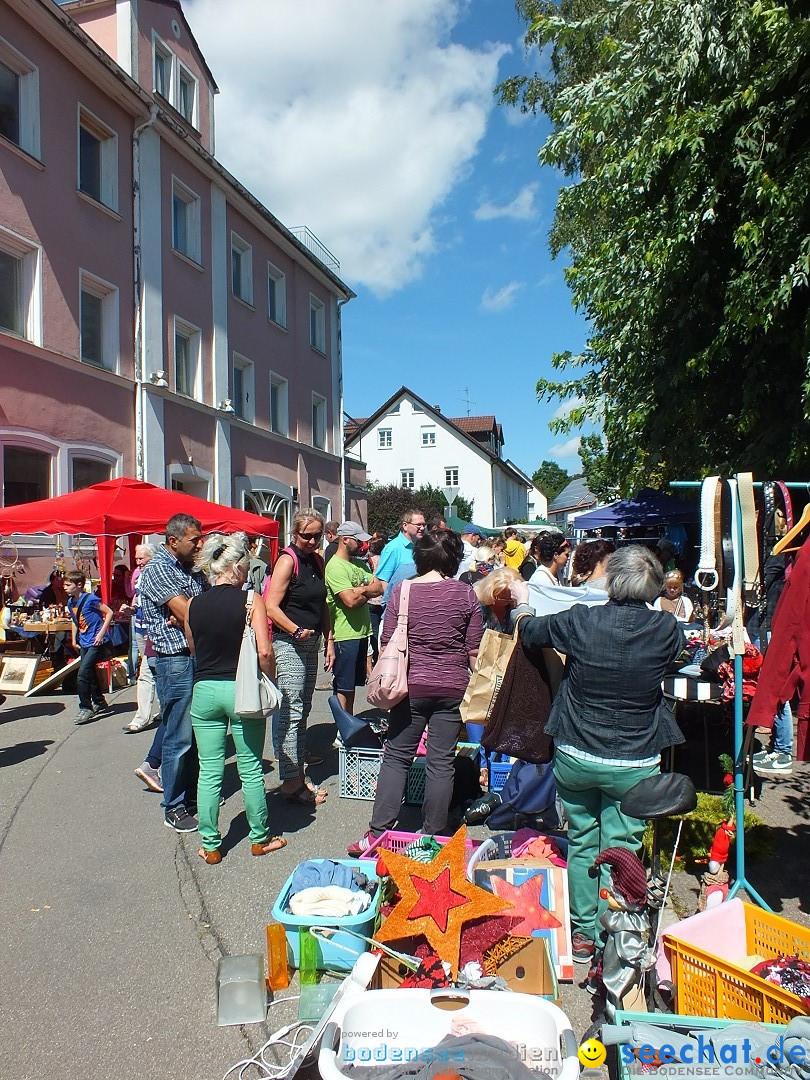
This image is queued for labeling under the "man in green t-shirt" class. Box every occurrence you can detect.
[324,522,383,713]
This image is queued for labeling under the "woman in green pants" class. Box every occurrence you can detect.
[509,545,685,966]
[186,532,286,864]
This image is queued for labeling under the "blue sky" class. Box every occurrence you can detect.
[189,0,590,481]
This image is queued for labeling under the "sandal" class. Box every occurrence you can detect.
[304,776,329,798]
[198,847,222,865]
[283,783,327,806]
[252,836,288,856]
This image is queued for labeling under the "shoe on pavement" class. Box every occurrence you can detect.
[198,847,222,864]
[135,761,164,793]
[164,808,198,833]
[123,718,153,733]
[346,832,374,857]
[572,932,595,964]
[752,748,775,766]
[73,708,94,726]
[92,699,111,716]
[753,752,793,777]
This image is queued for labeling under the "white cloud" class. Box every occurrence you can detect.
[549,435,582,461]
[474,182,539,221]
[480,281,524,312]
[188,0,509,296]
[551,396,585,421]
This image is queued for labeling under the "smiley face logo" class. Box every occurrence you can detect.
[578,1039,607,1068]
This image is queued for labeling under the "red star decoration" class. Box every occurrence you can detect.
[488,875,561,937]
[375,826,513,978]
[409,868,470,932]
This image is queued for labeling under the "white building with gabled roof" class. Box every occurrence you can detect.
[345,387,531,528]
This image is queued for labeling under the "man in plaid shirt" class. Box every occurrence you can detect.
[136,514,206,832]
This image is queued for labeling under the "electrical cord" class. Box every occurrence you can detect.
[220,995,316,1080]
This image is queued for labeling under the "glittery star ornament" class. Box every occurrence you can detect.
[488,875,561,936]
[374,826,513,977]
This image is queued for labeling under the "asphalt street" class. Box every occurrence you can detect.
[1,682,808,1080]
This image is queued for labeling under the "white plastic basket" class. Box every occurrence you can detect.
[318,988,578,1080]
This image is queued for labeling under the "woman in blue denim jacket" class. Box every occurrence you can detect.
[510,545,685,966]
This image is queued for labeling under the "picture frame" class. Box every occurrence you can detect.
[0,655,41,694]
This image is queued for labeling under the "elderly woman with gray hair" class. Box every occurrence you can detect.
[509,545,685,966]
[185,532,285,864]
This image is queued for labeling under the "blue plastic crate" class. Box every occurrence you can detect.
[489,755,514,793]
[270,858,381,972]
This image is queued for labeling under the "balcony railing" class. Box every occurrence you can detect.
[290,227,340,274]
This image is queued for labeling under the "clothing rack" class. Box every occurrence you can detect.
[668,477,797,911]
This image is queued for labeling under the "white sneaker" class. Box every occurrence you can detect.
[123,718,152,733]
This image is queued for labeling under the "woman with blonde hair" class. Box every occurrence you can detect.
[263,508,332,806]
[474,566,522,631]
[186,533,285,864]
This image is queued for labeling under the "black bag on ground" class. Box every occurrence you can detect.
[485,760,560,830]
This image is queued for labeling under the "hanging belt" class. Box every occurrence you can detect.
[715,478,740,630]
[736,472,760,607]
[695,476,722,592]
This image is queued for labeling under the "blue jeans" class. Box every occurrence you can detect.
[773,702,793,756]
[77,645,106,709]
[153,654,195,813]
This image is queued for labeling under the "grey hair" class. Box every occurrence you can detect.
[166,513,202,541]
[606,545,664,604]
[195,531,250,583]
[135,542,157,558]
[472,545,494,567]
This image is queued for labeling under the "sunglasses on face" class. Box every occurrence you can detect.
[298,531,323,542]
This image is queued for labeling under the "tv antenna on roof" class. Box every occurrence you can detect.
[460,387,476,416]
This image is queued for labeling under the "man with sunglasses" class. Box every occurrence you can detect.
[324,522,384,714]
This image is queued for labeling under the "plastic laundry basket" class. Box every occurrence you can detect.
[318,988,579,1080]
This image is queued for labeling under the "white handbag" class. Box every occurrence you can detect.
[234,591,282,718]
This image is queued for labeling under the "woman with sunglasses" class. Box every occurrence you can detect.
[531,532,571,586]
[263,508,332,806]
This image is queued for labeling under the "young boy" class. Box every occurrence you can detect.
[64,571,114,725]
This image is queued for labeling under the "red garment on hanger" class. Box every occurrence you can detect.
[747,537,810,759]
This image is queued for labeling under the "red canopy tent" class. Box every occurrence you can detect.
[0,477,280,603]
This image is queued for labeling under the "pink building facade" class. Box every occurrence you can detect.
[0,0,359,589]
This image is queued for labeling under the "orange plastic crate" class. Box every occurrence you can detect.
[665,903,810,1023]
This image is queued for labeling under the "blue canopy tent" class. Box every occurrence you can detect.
[572,487,699,529]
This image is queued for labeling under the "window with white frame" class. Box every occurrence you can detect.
[445,467,459,487]
[378,428,392,449]
[3,445,51,506]
[312,393,327,450]
[267,263,287,327]
[0,37,40,158]
[231,233,253,304]
[177,63,197,126]
[153,36,172,99]
[421,427,436,447]
[79,271,118,371]
[174,318,201,399]
[232,353,254,423]
[72,457,112,490]
[309,294,325,352]
[0,226,40,343]
[171,178,201,262]
[401,469,415,490]
[269,373,288,436]
[78,106,117,210]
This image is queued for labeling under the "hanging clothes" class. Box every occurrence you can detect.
[747,536,810,759]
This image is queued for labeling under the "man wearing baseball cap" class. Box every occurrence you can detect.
[324,522,383,714]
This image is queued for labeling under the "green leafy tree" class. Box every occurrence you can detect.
[367,484,474,538]
[532,460,572,501]
[499,0,810,494]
